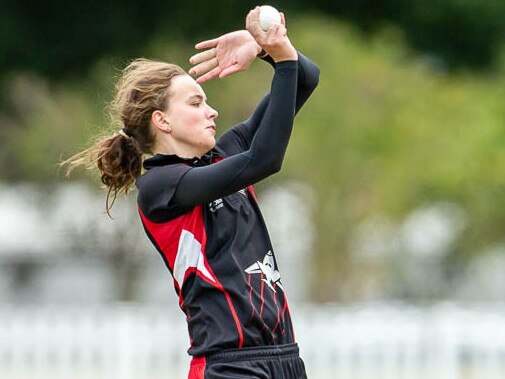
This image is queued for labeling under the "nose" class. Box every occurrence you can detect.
[207,105,218,120]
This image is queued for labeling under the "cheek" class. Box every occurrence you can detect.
[177,109,202,129]
[186,113,203,128]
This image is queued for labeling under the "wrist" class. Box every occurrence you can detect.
[263,40,298,62]
[271,49,298,63]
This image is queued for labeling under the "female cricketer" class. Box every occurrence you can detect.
[66,6,319,378]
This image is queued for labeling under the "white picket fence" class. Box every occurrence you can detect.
[0,303,504,379]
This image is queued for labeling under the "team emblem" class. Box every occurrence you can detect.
[244,251,283,293]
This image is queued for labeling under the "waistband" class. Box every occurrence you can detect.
[203,343,300,363]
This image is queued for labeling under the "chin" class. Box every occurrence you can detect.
[199,139,216,155]
[207,138,217,150]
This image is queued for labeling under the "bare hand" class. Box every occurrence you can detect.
[246,7,297,63]
[189,30,262,84]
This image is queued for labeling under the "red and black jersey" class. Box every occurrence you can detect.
[136,55,319,357]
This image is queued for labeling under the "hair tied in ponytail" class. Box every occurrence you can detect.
[119,128,132,139]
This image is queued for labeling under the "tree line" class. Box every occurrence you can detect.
[1,0,504,81]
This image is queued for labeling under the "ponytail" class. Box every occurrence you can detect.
[62,131,143,216]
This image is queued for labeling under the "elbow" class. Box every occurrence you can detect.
[269,160,283,175]
[251,154,283,177]
[299,57,321,92]
[308,65,320,90]
[262,157,283,176]
[300,65,320,94]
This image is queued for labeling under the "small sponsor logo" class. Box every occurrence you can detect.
[209,198,224,212]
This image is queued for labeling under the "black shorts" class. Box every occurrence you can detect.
[188,343,308,379]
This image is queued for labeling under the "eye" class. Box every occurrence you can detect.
[191,102,201,107]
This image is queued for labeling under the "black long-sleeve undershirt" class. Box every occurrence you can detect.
[170,54,319,209]
[216,53,320,153]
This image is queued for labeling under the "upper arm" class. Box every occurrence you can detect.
[173,153,256,208]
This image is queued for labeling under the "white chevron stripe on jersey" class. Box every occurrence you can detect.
[174,229,216,287]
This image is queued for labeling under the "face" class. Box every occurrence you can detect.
[164,74,218,157]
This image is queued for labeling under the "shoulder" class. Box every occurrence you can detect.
[136,163,192,219]
[136,163,190,190]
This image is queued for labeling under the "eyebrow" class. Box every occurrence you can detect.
[188,94,205,102]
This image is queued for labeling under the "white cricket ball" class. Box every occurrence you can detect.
[259,5,281,31]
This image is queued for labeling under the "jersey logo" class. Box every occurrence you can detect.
[209,189,247,212]
[244,251,283,293]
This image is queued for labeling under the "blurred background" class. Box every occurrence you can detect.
[1,0,505,378]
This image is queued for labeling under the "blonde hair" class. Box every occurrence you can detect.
[62,58,186,215]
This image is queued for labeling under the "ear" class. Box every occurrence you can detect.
[151,110,171,133]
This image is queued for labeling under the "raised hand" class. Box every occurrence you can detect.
[189,30,262,84]
[246,7,297,63]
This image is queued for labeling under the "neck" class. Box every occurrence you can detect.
[152,140,206,159]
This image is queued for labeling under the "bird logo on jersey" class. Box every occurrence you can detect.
[244,250,284,293]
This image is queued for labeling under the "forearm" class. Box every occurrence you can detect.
[263,51,319,95]
[256,52,319,117]
[247,60,298,167]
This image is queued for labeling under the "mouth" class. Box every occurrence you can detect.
[206,125,216,132]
